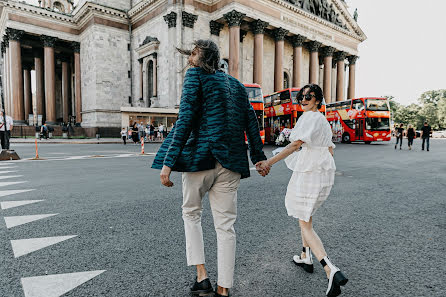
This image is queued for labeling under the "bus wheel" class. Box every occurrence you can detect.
[342,133,351,143]
[365,141,372,144]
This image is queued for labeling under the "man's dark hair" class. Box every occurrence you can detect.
[424,121,428,125]
[177,40,220,74]
[296,84,324,109]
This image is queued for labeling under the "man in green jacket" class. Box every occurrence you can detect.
[152,40,268,296]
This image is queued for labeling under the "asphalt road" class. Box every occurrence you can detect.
[0,138,445,297]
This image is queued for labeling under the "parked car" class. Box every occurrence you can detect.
[432,131,446,138]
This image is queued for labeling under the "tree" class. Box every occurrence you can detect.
[437,97,446,129]
[418,89,446,106]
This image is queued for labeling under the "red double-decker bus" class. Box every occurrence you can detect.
[244,83,265,144]
[325,97,391,144]
[263,88,326,144]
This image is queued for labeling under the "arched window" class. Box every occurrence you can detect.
[53,1,65,13]
[283,72,290,89]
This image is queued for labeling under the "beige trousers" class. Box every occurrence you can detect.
[182,162,241,289]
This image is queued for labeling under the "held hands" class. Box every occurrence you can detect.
[160,165,174,187]
[255,160,271,177]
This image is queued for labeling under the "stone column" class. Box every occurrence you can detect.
[61,57,70,123]
[7,28,25,124]
[164,11,178,107]
[34,50,45,121]
[138,59,143,100]
[322,47,335,103]
[210,20,224,44]
[71,42,82,125]
[334,51,347,101]
[41,35,57,125]
[23,65,32,122]
[251,19,268,86]
[347,55,358,99]
[290,35,305,88]
[273,28,289,92]
[224,10,245,79]
[308,41,322,84]
[1,39,9,115]
[152,53,158,97]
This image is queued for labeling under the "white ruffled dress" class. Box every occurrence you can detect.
[284,111,336,222]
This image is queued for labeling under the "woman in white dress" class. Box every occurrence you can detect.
[256,84,348,297]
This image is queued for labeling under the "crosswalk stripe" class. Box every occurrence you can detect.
[21,270,106,297]
[11,235,78,258]
[0,189,35,198]
[4,214,58,229]
[0,175,23,180]
[0,181,27,187]
[0,171,18,174]
[1,200,43,210]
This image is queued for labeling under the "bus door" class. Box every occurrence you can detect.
[356,119,364,139]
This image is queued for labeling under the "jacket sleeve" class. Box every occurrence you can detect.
[244,91,267,165]
[163,68,202,168]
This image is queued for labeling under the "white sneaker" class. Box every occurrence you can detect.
[292,247,313,273]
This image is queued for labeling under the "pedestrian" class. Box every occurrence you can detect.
[394,123,404,150]
[407,124,415,150]
[120,128,127,145]
[158,123,164,141]
[0,111,13,150]
[421,121,432,151]
[256,84,348,297]
[40,123,49,140]
[139,121,145,141]
[149,122,155,141]
[152,39,267,297]
[131,122,139,144]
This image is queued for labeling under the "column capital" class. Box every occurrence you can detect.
[41,35,58,47]
[273,27,289,41]
[321,46,335,58]
[251,19,269,35]
[347,55,359,65]
[334,51,348,62]
[223,10,245,27]
[210,21,224,36]
[182,11,198,28]
[1,41,6,53]
[2,34,9,47]
[289,34,306,47]
[71,41,80,53]
[306,41,322,52]
[163,11,177,28]
[6,28,25,41]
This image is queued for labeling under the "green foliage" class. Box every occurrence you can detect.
[388,90,446,130]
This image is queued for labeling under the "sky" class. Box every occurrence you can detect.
[346,0,446,106]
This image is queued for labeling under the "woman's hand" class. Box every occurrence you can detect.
[329,147,334,157]
[255,160,271,177]
[160,165,173,187]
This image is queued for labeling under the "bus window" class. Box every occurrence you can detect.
[366,118,390,130]
[280,90,291,104]
[272,93,281,106]
[246,87,263,102]
[291,91,299,103]
[255,110,264,130]
[352,99,364,110]
[264,96,272,107]
[366,99,389,111]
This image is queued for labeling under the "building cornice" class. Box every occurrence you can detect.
[73,2,128,29]
[269,0,366,42]
[1,0,75,24]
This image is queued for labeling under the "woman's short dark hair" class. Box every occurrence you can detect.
[296,84,324,109]
[177,40,220,74]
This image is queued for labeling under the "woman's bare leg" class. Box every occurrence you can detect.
[299,217,331,277]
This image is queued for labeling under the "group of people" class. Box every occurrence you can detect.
[152,40,347,297]
[120,122,168,145]
[0,111,13,150]
[394,121,432,151]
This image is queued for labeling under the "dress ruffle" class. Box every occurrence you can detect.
[285,147,336,172]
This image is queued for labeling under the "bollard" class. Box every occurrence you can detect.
[140,137,145,155]
[31,138,40,160]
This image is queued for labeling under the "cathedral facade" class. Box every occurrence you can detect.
[0,0,365,134]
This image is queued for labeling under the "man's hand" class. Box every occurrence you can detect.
[160,165,173,187]
[255,160,271,177]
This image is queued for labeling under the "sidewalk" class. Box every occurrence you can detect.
[11,138,163,144]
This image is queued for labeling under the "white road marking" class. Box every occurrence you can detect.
[0,175,23,180]
[0,171,18,174]
[21,270,106,297]
[0,189,34,198]
[1,200,43,210]
[0,167,17,169]
[4,214,58,229]
[11,235,78,258]
[0,181,27,187]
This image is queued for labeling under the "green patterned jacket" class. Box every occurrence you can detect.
[151,67,266,178]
